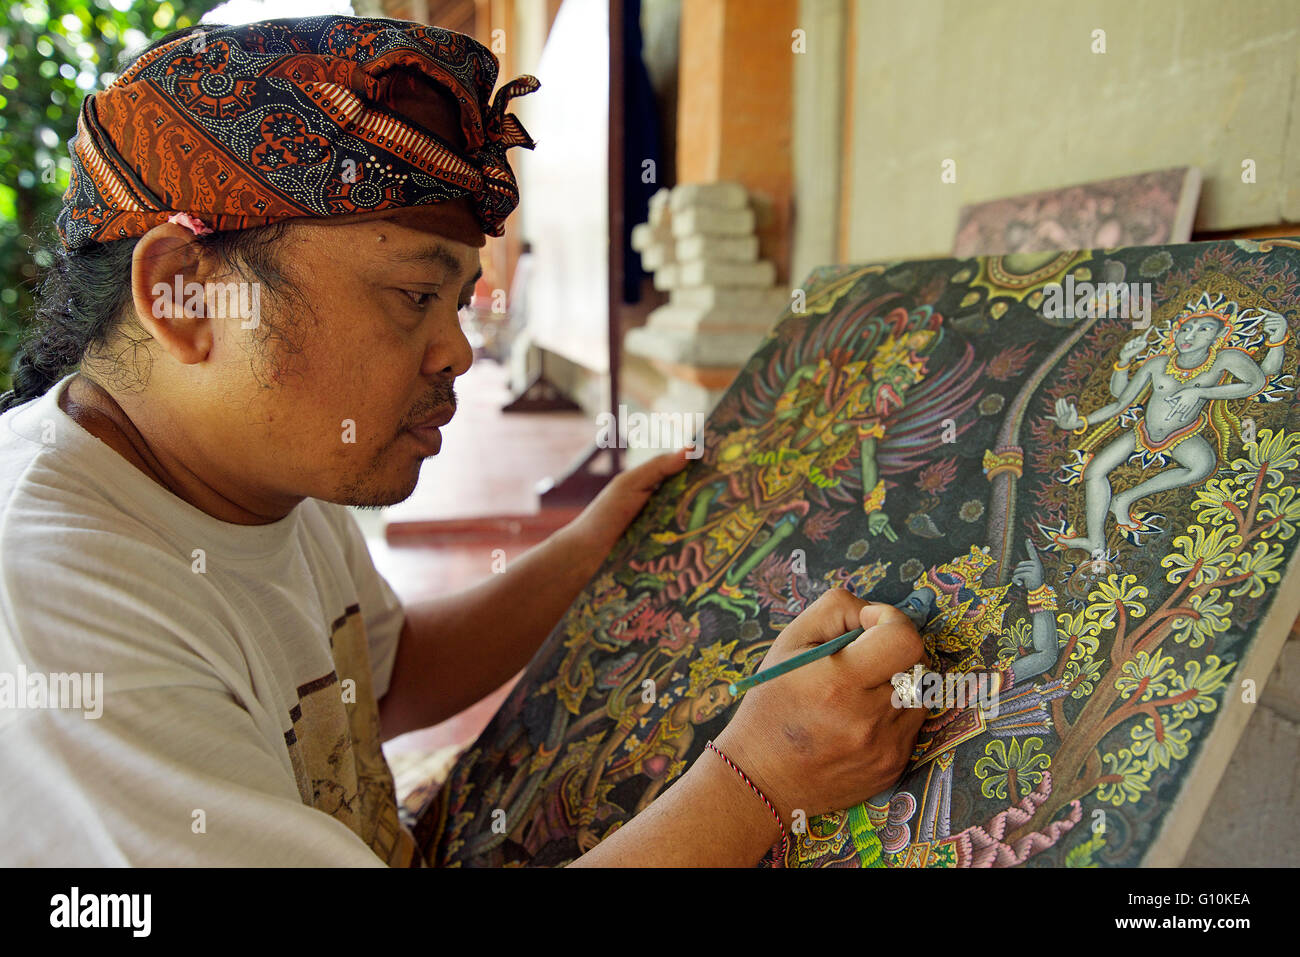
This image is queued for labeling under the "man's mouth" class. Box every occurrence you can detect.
[405,405,455,455]
[410,405,455,431]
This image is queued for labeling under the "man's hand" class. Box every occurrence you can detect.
[380,451,691,738]
[1010,538,1045,590]
[571,589,927,866]
[560,449,692,569]
[713,589,927,823]
[867,510,897,542]
[1166,384,1205,416]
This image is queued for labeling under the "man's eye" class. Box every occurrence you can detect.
[403,290,436,309]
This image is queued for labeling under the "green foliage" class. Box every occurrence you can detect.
[1090,433,1297,805]
[974,736,1050,800]
[0,0,219,390]
[1064,831,1106,868]
[995,616,1032,665]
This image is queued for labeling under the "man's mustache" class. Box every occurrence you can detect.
[404,383,457,428]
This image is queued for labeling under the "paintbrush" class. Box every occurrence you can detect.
[728,626,865,696]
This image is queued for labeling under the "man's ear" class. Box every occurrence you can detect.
[130,223,215,365]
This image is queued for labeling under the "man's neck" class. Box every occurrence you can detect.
[58,373,294,526]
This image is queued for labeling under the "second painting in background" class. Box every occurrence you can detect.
[953,167,1201,257]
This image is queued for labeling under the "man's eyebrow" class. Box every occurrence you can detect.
[387,243,483,285]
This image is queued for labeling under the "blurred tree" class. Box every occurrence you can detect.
[0,0,218,390]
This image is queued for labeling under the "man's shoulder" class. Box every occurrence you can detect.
[0,380,128,524]
[0,399,227,651]
[0,417,166,563]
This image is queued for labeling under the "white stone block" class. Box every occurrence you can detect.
[638,243,674,272]
[671,205,755,239]
[652,263,679,291]
[675,233,759,264]
[631,220,673,252]
[643,304,776,338]
[630,222,653,251]
[648,187,672,217]
[674,259,775,289]
[669,285,789,313]
[669,181,748,212]
[625,320,769,367]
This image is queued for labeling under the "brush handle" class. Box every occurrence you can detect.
[728,626,866,696]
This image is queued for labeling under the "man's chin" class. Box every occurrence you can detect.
[331,468,423,509]
[336,490,414,508]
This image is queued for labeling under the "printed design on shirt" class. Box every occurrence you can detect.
[282,603,418,866]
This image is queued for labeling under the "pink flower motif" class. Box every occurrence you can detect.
[167,212,214,236]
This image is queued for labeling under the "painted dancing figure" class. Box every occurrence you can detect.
[1051,295,1288,553]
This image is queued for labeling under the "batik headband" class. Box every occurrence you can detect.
[56,15,539,251]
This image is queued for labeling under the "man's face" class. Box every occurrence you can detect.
[195,210,481,510]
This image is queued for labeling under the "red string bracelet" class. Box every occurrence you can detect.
[705,740,789,863]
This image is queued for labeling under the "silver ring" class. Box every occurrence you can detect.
[891,671,922,708]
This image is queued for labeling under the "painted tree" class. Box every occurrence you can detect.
[1009,426,1300,843]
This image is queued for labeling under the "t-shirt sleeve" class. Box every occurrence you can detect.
[0,520,388,866]
[328,506,407,700]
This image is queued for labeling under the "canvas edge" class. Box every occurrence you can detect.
[1171,166,1203,243]
[1139,551,1300,867]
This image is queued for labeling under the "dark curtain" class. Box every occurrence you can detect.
[621,0,663,303]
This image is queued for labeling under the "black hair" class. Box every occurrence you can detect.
[0,24,302,413]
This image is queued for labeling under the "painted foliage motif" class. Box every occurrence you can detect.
[413,239,1300,867]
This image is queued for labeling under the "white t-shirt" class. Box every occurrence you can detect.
[0,374,420,866]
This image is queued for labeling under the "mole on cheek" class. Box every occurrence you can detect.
[376,232,386,243]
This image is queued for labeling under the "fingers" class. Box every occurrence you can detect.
[864,683,907,724]
[874,682,929,731]
[1024,536,1039,559]
[622,449,691,492]
[1053,398,1078,425]
[791,587,870,648]
[840,601,925,690]
[778,590,925,696]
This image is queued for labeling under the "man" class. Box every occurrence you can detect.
[0,15,924,866]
